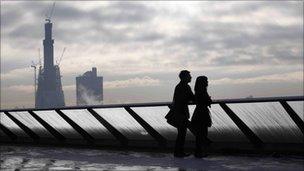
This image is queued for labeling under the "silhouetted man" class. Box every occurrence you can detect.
[172,70,194,158]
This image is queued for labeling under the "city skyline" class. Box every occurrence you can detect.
[1,1,303,109]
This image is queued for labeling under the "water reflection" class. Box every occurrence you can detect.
[1,145,303,171]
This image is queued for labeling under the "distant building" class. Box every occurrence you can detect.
[76,67,103,106]
[36,19,65,108]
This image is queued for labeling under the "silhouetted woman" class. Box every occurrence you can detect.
[191,76,212,158]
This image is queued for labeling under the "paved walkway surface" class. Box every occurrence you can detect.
[0,145,303,170]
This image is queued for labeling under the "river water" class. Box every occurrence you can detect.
[1,145,303,171]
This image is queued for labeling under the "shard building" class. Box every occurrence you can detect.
[35,19,65,108]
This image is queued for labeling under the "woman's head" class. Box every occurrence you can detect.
[194,76,208,93]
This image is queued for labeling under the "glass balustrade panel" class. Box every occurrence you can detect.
[34,110,81,139]
[287,101,304,121]
[228,102,303,143]
[0,112,28,137]
[189,104,249,142]
[10,112,52,138]
[131,106,177,140]
[93,108,153,140]
[61,109,114,139]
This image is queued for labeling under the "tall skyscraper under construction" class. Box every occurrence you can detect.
[76,67,103,106]
[35,19,65,108]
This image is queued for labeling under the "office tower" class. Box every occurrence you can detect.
[76,67,103,106]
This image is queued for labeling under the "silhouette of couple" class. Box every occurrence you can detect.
[166,70,212,158]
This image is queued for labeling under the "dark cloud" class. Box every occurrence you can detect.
[1,1,161,47]
[54,23,164,45]
[210,44,303,66]
[256,1,302,16]
[7,23,41,39]
[1,59,30,73]
[101,2,155,23]
[258,24,302,42]
[133,32,164,42]
[1,7,24,28]
[51,1,156,24]
[51,3,84,20]
[268,47,303,65]
[163,13,303,66]
[206,1,302,18]
[211,54,261,66]
[181,20,301,47]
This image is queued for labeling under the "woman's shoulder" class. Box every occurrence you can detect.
[196,91,211,101]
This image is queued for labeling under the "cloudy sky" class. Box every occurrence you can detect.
[1,1,303,109]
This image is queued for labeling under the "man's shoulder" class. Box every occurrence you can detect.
[176,82,189,88]
[175,82,182,89]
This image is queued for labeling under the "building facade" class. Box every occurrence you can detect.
[36,19,65,108]
[76,67,103,106]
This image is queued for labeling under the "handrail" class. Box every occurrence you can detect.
[1,95,303,112]
[1,95,303,148]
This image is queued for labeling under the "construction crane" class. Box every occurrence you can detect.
[38,48,42,66]
[31,61,38,103]
[56,47,66,66]
[31,49,42,105]
[45,2,56,22]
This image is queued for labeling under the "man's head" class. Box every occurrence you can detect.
[179,70,191,83]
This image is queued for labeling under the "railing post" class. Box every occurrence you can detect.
[125,107,167,147]
[87,108,129,146]
[219,103,263,147]
[280,101,304,135]
[55,109,94,143]
[4,111,40,141]
[28,110,66,141]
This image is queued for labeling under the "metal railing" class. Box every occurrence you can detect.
[1,96,303,148]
